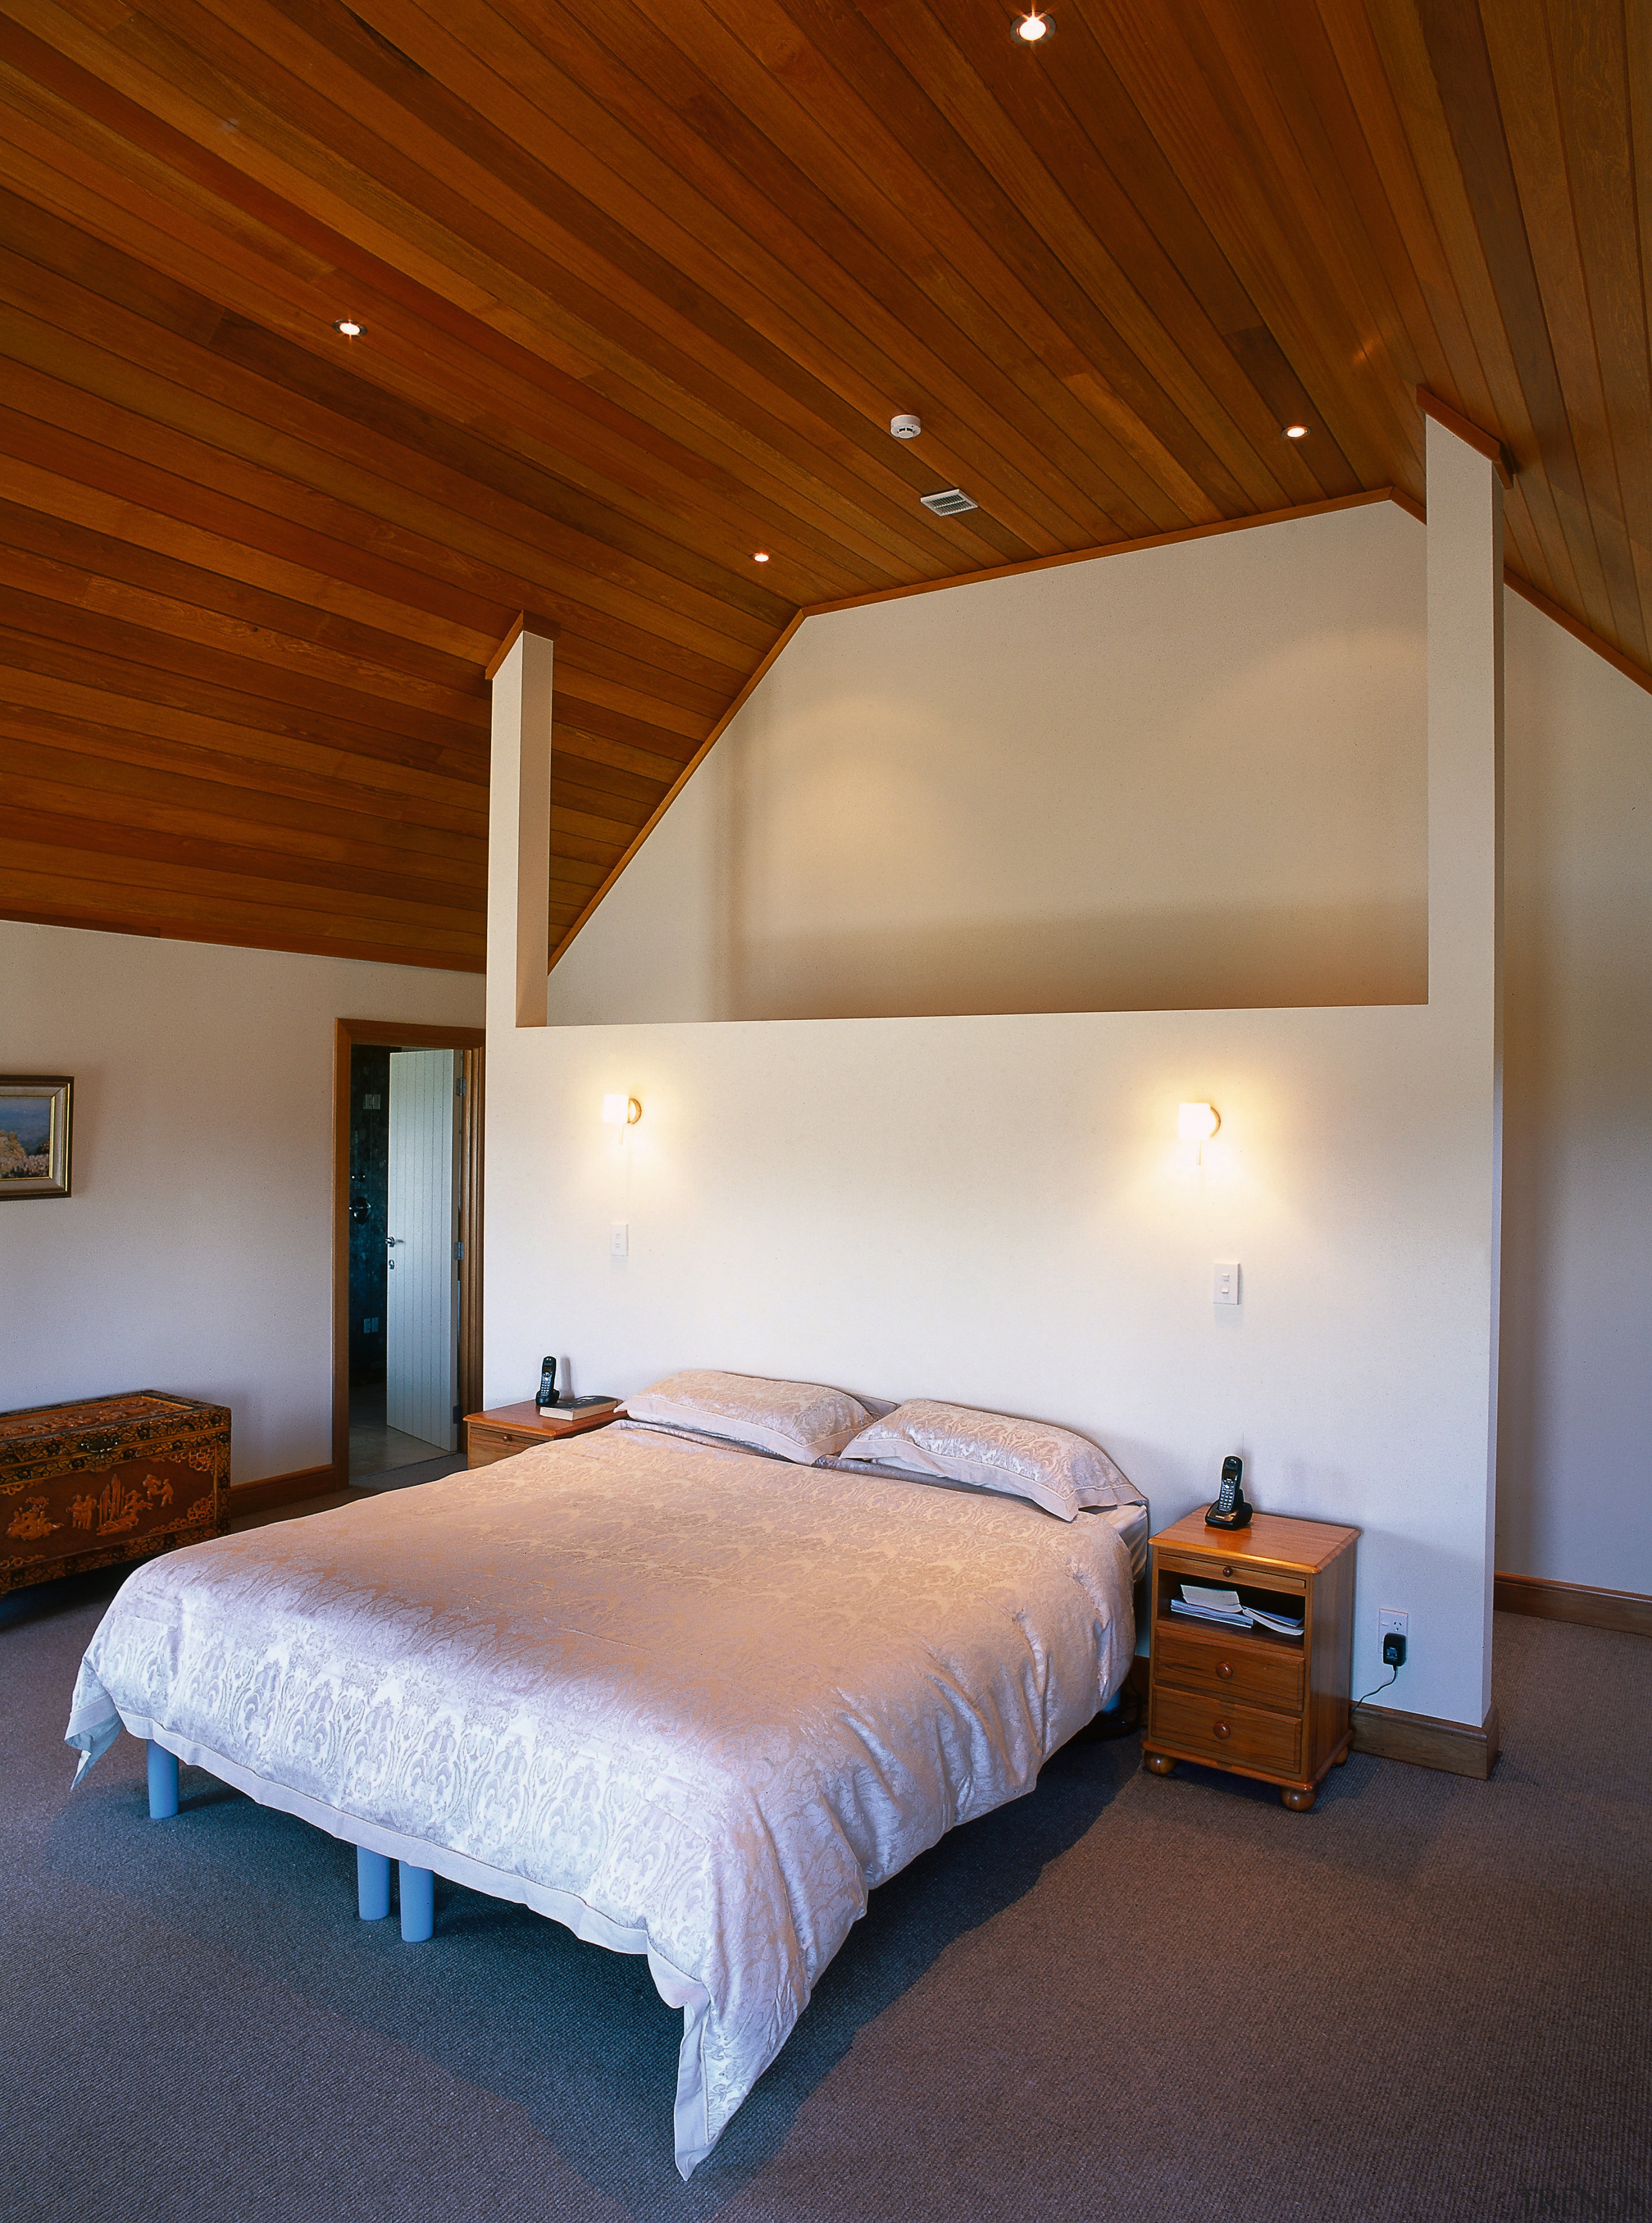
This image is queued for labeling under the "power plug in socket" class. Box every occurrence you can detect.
[1382,1631,1407,1669]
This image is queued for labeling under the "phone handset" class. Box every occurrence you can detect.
[536,1355,558,1410]
[1205,1453,1253,1530]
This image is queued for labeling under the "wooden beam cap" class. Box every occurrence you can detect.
[1416,388,1513,487]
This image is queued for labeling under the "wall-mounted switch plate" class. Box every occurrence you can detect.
[1213,1260,1240,1305]
[610,1222,629,1259]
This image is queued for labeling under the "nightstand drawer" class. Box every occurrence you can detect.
[467,1423,544,1467]
[1154,1547,1307,1596]
[1153,1625,1305,1713]
[1149,1684,1303,1775]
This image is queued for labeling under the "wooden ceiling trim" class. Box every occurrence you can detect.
[806,489,1405,618]
[1416,387,1511,483]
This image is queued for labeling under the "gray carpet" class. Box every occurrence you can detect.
[1,1567,1647,2223]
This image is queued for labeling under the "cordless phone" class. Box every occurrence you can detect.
[1205,1453,1254,1530]
[536,1356,558,1411]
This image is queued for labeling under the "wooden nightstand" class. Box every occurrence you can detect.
[464,1401,623,1469]
[1143,1508,1358,1811]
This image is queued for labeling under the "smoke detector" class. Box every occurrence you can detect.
[890,413,922,439]
[920,487,978,516]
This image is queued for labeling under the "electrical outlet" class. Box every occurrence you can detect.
[1378,1608,1408,1642]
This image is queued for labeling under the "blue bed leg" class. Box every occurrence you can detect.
[357,1847,391,1922]
[398,1862,434,1942]
[146,1741,178,1820]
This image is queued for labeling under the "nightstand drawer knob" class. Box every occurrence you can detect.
[1222,1565,1234,1576]
[1216,1660,1233,1680]
[1213,1720,1231,1740]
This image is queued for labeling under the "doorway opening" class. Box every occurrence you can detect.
[333,1020,484,1493]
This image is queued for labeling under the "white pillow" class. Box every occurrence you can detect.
[624,1371,872,1464]
[836,1400,1141,1522]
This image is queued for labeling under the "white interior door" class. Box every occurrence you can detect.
[386,1049,458,1451]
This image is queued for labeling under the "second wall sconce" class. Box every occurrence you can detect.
[602,1093,643,1127]
[1178,1101,1220,1163]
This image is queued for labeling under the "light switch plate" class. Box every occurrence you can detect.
[610,1222,629,1259]
[1213,1260,1240,1305]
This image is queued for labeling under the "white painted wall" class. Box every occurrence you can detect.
[489,486,1511,1731]
[0,923,483,1483]
[540,501,1652,1604]
[1499,592,1652,1589]
[548,501,1428,1023]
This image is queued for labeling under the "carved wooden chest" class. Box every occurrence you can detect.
[1,1391,230,1595]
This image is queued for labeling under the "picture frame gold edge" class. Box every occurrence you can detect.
[0,1074,73,1201]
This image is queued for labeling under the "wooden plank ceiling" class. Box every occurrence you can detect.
[1,0,1647,972]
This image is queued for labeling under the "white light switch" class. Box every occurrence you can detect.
[610,1222,629,1259]
[1213,1260,1240,1305]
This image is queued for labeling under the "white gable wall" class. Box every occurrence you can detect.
[485,490,1546,1731]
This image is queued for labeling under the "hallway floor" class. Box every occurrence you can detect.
[348,1382,452,1483]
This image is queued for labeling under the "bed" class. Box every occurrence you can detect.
[66,1411,1140,2177]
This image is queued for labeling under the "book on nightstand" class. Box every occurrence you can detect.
[532,1396,620,1431]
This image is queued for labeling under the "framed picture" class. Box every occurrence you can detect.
[0,1077,74,1200]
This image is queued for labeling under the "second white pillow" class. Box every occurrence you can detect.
[836,1400,1141,1522]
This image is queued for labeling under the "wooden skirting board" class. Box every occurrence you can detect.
[1494,1571,1652,1640]
[1351,1700,1501,1780]
[228,1465,339,1516]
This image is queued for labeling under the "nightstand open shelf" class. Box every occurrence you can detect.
[1143,1509,1358,1811]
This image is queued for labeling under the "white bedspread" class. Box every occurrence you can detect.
[65,1425,1134,2175]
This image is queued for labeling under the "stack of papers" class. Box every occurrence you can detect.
[1168,1583,1304,1638]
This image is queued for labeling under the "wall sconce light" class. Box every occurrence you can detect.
[1178,1101,1220,1163]
[602,1093,642,1127]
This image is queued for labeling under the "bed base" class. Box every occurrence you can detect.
[146,1740,436,1941]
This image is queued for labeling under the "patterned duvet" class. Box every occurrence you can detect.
[66,1423,1135,2175]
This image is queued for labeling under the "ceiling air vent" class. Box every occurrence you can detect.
[920,487,978,516]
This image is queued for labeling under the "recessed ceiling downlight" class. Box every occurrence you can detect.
[334,319,363,337]
[1285,423,1309,438]
[1014,10,1053,40]
[920,487,978,516]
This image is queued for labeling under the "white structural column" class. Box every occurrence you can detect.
[1425,407,1506,1725]
[487,625,555,1032]
[485,624,556,1407]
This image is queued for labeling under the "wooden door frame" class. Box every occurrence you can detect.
[333,1018,485,1489]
